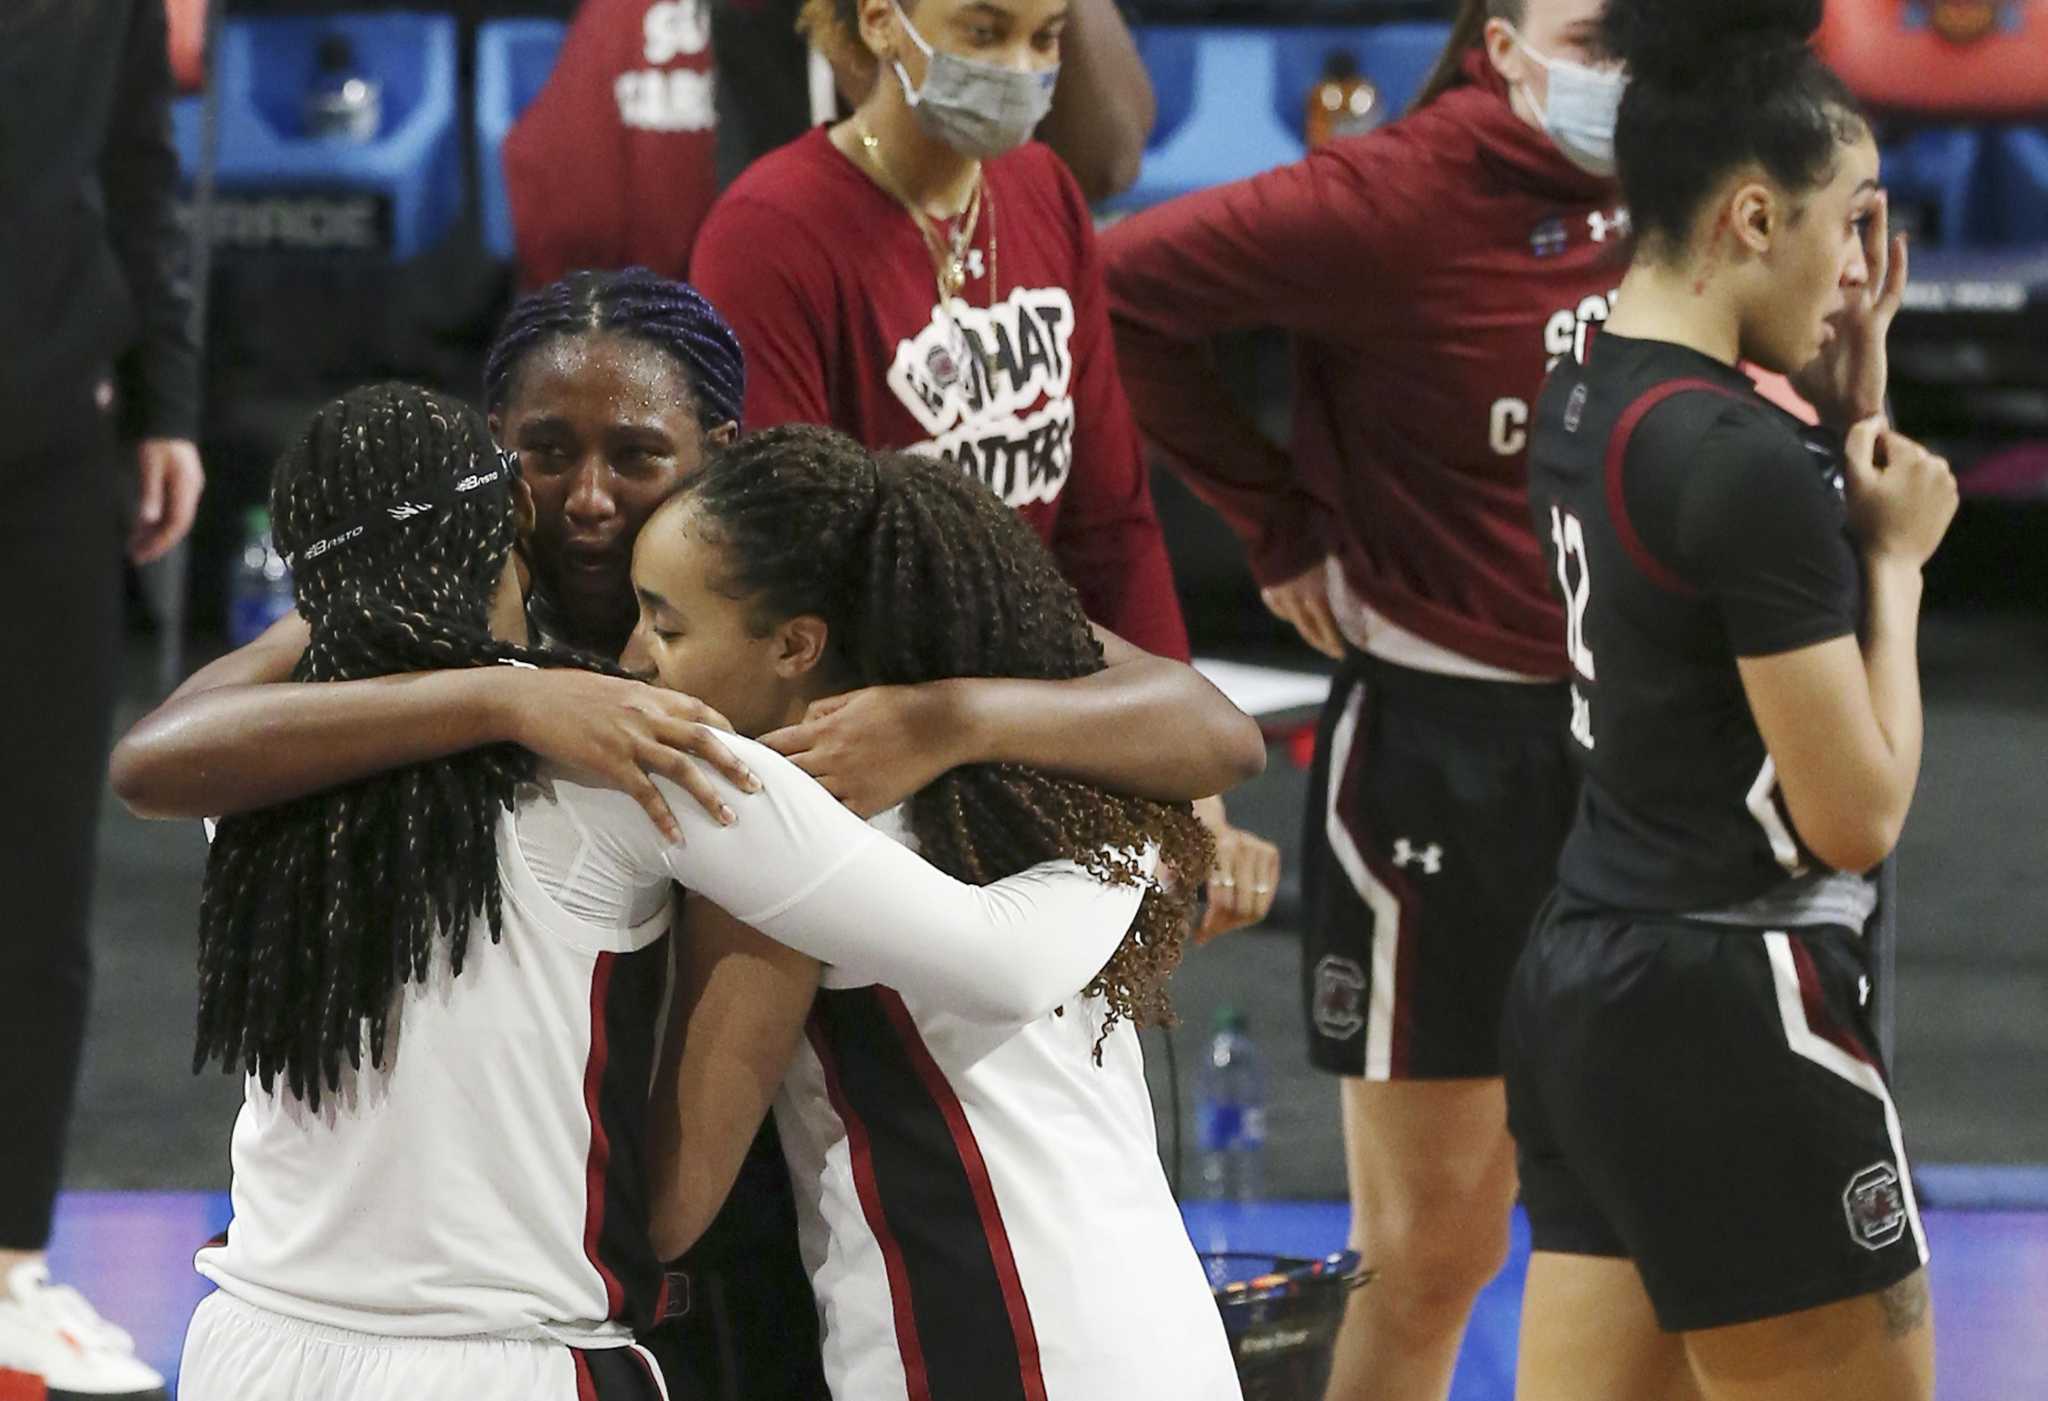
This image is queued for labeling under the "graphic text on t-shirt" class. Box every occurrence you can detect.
[886,287,1079,509]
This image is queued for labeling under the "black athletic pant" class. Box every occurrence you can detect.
[0,383,122,1251]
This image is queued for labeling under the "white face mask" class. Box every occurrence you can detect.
[890,1,1058,160]
[1512,29,1627,177]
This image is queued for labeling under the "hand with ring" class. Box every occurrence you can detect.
[1192,796,1283,943]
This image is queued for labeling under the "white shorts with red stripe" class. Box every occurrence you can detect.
[776,981,1242,1401]
[178,1290,669,1401]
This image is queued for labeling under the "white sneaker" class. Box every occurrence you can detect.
[0,1263,165,1399]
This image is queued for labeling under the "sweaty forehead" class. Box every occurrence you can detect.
[634,493,702,574]
[505,333,698,426]
[644,490,698,539]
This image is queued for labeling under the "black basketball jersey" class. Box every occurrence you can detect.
[1528,332,1863,914]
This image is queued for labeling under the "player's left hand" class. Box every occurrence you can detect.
[760,684,960,819]
[1791,191,1908,431]
[1192,795,1282,943]
[131,437,206,564]
[1260,563,1345,662]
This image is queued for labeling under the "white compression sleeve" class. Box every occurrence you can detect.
[650,733,1145,1023]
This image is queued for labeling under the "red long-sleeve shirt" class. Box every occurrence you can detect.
[1102,51,1626,677]
[691,128,1190,660]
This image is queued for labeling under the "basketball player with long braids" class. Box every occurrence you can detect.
[688,0,1282,933]
[164,383,1168,1400]
[1509,2,1949,1397]
[1100,4,1622,1396]
[630,426,1241,1400]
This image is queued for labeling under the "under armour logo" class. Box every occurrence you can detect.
[1391,839,1442,874]
[1587,208,1632,243]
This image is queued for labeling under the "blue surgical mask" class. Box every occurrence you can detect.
[1513,29,1627,178]
[890,1,1058,160]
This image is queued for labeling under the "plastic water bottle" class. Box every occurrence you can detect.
[228,507,295,648]
[1195,1007,1268,1201]
[1305,51,1383,149]
[304,34,381,143]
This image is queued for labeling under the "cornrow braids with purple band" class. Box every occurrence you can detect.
[484,267,747,431]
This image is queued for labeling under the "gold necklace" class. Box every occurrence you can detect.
[855,118,995,308]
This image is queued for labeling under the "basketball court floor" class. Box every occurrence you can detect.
[35,1185,2048,1398]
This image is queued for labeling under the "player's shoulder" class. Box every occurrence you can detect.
[535,732,862,869]
[1575,337,1787,467]
[991,137,1073,189]
[1530,348,1609,472]
[1314,112,1464,212]
[1634,381,1813,490]
[527,763,663,849]
[702,128,854,239]
[530,730,772,825]
[988,140,1091,246]
[1315,98,1560,259]
[644,731,818,819]
[1536,343,1797,501]
[1621,377,1838,557]
[694,136,855,295]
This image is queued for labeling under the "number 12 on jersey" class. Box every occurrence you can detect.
[1550,506,1596,751]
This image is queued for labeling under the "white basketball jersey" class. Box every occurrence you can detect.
[197,736,1148,1346]
[196,799,680,1343]
[776,811,1243,1401]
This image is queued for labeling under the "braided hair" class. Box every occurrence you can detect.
[483,267,746,432]
[195,383,604,1105]
[679,425,1215,1054]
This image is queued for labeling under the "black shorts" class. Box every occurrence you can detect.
[641,1119,828,1400]
[1502,903,1929,1332]
[1300,653,1577,1080]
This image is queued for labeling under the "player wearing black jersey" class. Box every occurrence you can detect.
[1507,3,1956,1400]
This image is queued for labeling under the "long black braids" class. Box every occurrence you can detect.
[676,425,1215,1055]
[195,382,609,1105]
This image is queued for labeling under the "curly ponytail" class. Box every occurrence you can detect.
[680,426,1214,1053]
